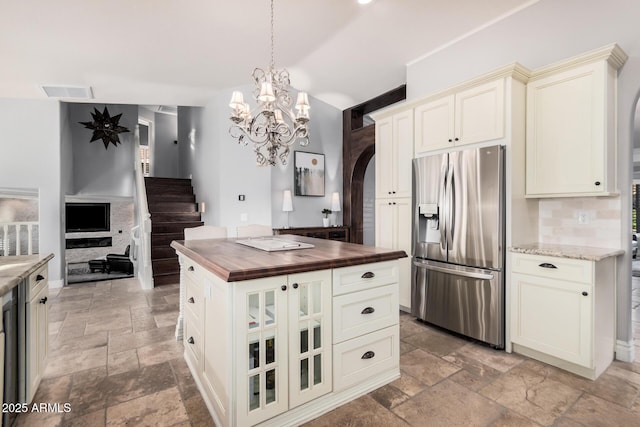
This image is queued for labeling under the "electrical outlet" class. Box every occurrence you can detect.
[577,211,589,225]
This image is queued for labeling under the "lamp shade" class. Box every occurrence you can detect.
[331,192,341,212]
[282,190,293,212]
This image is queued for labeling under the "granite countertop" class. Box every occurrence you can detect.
[510,243,624,261]
[0,253,55,296]
[171,234,407,282]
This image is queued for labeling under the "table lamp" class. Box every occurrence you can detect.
[331,192,341,226]
[282,190,293,228]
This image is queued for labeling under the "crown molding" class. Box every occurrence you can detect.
[529,43,628,81]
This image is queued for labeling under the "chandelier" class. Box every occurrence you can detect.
[228,0,310,166]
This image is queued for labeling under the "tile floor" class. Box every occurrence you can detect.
[14,276,640,426]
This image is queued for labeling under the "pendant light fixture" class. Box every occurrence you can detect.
[228,0,310,166]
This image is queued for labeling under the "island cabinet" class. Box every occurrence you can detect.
[510,249,619,379]
[25,263,49,404]
[172,236,405,427]
[525,44,627,197]
[414,79,505,154]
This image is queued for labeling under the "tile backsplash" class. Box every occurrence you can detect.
[538,196,622,249]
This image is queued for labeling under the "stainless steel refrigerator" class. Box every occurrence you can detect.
[411,144,505,348]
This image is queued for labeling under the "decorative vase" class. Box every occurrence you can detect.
[322,217,330,227]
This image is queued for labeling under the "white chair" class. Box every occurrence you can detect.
[184,225,227,240]
[236,224,273,238]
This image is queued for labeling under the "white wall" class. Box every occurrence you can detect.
[68,103,137,197]
[0,99,64,283]
[406,0,640,349]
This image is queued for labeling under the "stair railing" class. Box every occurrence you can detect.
[0,221,38,256]
[134,125,154,289]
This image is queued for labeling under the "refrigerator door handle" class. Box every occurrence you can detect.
[439,159,448,250]
[413,260,495,281]
[445,162,455,248]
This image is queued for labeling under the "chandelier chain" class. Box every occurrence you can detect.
[270,0,275,72]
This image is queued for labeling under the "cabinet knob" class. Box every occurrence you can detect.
[188,297,195,304]
[448,139,453,142]
[36,274,45,282]
[392,191,396,194]
[187,337,195,344]
[39,296,48,304]
[281,285,287,291]
[361,351,375,360]
[582,291,588,296]
[361,271,375,279]
[388,191,391,195]
[594,181,601,186]
[393,202,396,205]
[292,283,299,289]
[361,306,375,315]
[188,266,194,272]
[454,137,459,141]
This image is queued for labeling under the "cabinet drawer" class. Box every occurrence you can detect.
[333,261,398,296]
[27,265,48,302]
[185,275,204,321]
[511,253,592,284]
[333,325,399,392]
[184,311,202,367]
[333,284,398,343]
[183,258,201,283]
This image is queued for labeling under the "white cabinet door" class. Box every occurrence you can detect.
[414,95,455,154]
[235,276,289,426]
[288,270,332,409]
[511,272,592,367]
[26,285,48,404]
[375,198,411,309]
[375,110,413,199]
[526,62,609,196]
[455,79,505,147]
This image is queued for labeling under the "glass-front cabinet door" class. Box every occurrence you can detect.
[288,269,332,408]
[235,276,288,426]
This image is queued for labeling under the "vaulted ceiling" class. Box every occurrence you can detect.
[0,0,537,110]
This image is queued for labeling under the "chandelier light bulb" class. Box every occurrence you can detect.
[229,91,244,109]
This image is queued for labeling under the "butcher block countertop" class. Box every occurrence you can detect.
[170,234,407,282]
[0,253,54,295]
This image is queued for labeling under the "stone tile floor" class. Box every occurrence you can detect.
[15,276,640,426]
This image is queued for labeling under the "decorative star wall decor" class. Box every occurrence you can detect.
[79,107,130,149]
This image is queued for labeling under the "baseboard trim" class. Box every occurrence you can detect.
[615,339,635,363]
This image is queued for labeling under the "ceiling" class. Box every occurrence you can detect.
[0,0,536,110]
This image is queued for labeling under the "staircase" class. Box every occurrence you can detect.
[145,177,202,286]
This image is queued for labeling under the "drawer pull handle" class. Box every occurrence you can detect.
[187,337,195,344]
[281,285,287,291]
[188,297,195,304]
[39,296,48,304]
[188,266,195,272]
[361,272,375,279]
[538,263,557,269]
[361,351,375,360]
[36,274,45,282]
[361,307,375,315]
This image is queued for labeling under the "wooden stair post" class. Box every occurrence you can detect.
[145,177,202,286]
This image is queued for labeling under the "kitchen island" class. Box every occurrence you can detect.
[171,235,406,427]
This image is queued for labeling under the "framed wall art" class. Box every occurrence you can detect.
[294,151,325,196]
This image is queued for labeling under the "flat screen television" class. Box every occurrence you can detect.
[65,203,110,232]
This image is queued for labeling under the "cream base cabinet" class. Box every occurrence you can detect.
[25,265,49,404]
[375,198,411,309]
[510,253,615,379]
[525,45,627,197]
[235,270,333,426]
[179,255,401,427]
[414,79,505,155]
[375,109,413,199]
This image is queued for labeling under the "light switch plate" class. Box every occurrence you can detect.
[577,211,589,225]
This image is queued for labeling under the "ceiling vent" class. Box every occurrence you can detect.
[157,105,177,115]
[40,85,94,99]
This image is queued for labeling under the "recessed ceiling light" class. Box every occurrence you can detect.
[358,0,373,4]
[40,85,93,99]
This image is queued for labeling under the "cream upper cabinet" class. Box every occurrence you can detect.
[375,109,413,199]
[525,44,627,197]
[415,79,505,155]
